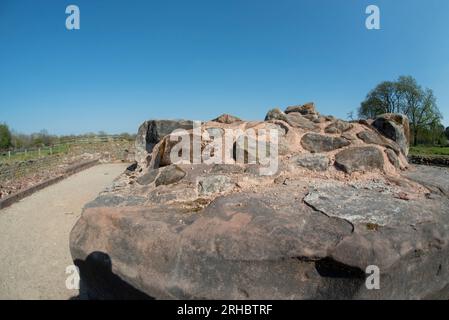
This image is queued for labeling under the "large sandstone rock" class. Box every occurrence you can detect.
[301,133,350,153]
[285,102,317,115]
[198,175,233,195]
[286,113,319,131]
[372,113,410,156]
[334,146,384,173]
[71,170,449,299]
[135,120,194,168]
[357,130,401,155]
[265,108,319,131]
[69,106,449,300]
[264,108,289,122]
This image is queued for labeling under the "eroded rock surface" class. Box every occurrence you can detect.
[372,113,410,156]
[70,104,449,300]
[301,133,350,153]
[335,146,384,173]
[135,120,194,167]
[290,154,329,171]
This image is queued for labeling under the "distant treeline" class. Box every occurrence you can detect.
[0,124,136,151]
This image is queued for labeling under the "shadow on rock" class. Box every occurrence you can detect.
[314,257,366,299]
[71,251,154,300]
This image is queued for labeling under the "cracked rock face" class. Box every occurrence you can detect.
[70,104,449,300]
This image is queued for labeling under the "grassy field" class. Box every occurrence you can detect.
[0,144,69,164]
[409,145,449,156]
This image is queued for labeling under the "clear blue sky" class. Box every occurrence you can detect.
[0,0,448,135]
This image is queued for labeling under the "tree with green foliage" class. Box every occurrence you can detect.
[358,81,403,118]
[358,76,443,146]
[409,88,441,146]
[0,123,12,150]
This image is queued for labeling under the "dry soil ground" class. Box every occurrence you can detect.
[0,163,127,300]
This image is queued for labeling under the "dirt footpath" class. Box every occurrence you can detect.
[0,163,127,300]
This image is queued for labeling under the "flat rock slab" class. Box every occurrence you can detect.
[403,165,449,196]
[303,184,440,226]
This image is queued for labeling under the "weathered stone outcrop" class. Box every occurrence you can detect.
[70,103,449,300]
[265,108,319,131]
[211,114,242,124]
[325,120,353,134]
[285,102,317,115]
[372,113,410,156]
[135,120,194,168]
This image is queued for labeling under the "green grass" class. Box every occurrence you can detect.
[0,144,69,163]
[409,145,449,156]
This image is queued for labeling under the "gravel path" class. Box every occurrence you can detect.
[0,163,127,300]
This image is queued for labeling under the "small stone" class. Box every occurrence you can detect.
[211,164,244,174]
[291,154,329,171]
[136,169,159,185]
[155,165,186,186]
[325,126,339,134]
[394,192,410,201]
[198,175,233,195]
[325,120,353,134]
[341,132,357,141]
[313,117,326,123]
[126,161,138,172]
